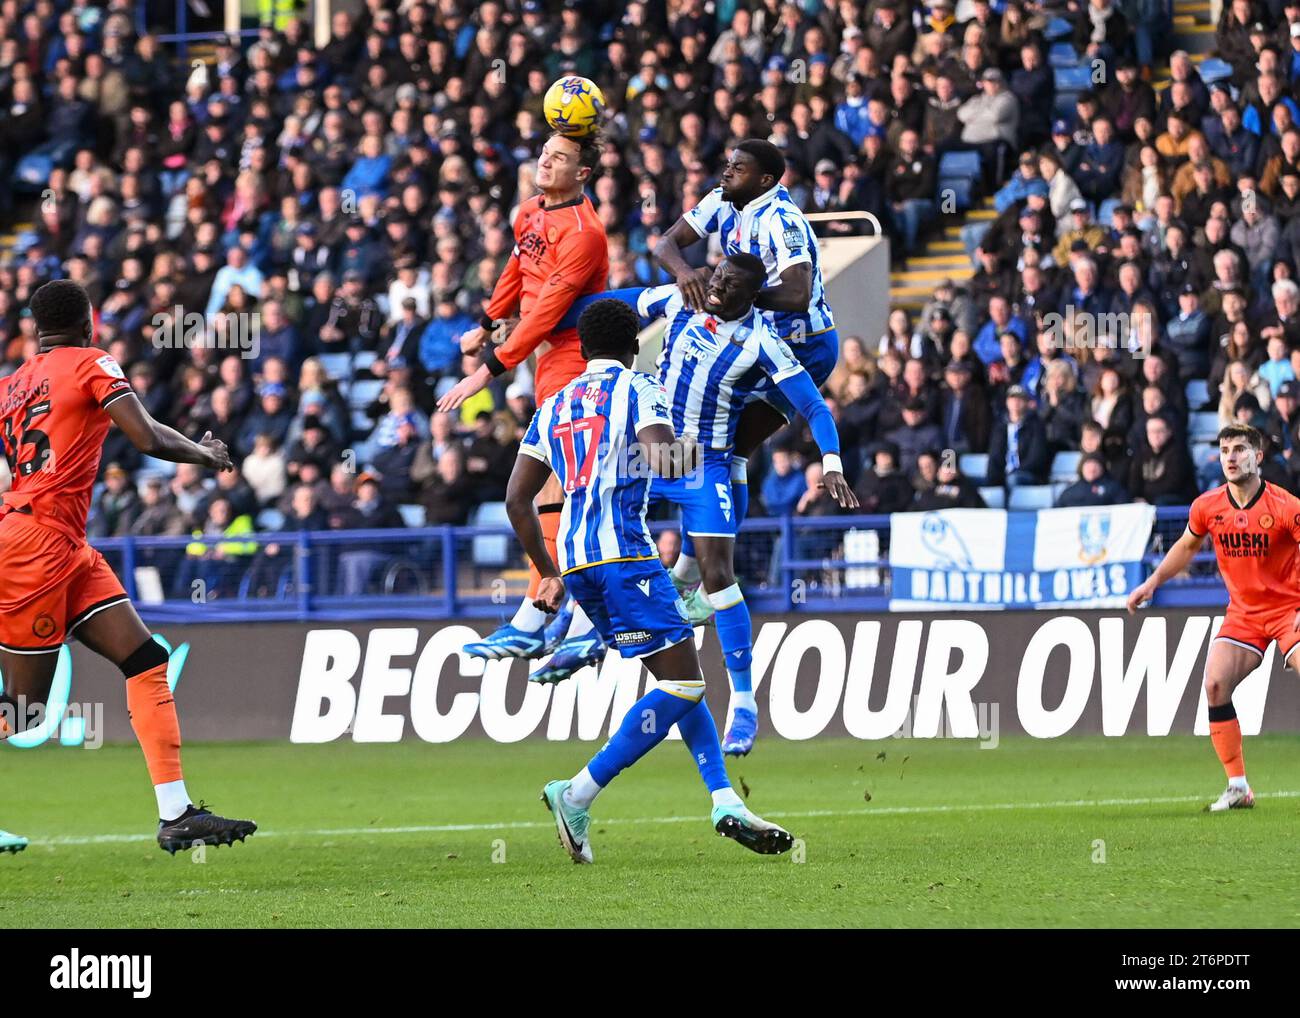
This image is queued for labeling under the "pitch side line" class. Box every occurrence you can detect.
[28,790,1300,847]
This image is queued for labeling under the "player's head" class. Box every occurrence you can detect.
[30,279,93,347]
[1218,423,1264,483]
[703,252,767,319]
[721,139,786,204]
[577,297,640,366]
[537,132,599,194]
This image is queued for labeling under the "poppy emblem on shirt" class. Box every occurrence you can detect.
[1261,513,1274,529]
[1235,512,1249,529]
[704,316,718,333]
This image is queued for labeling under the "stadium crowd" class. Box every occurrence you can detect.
[3,0,1300,564]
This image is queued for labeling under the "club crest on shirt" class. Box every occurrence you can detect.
[1260,513,1274,529]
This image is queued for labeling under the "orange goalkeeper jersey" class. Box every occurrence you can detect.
[1187,480,1300,614]
[481,193,609,401]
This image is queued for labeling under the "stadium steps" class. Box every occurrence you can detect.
[887,3,1212,316]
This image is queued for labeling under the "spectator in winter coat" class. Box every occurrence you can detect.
[986,385,1051,487]
[1055,455,1130,506]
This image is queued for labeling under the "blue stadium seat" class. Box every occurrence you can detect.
[1048,43,1080,68]
[978,486,1006,508]
[1054,65,1093,94]
[471,502,511,567]
[1008,485,1056,510]
[397,503,427,528]
[348,379,384,410]
[352,350,378,376]
[316,352,352,381]
[1198,58,1233,85]
[1044,16,1073,41]
[257,508,286,531]
[350,409,374,435]
[1185,378,1210,409]
[1052,482,1070,503]
[938,177,974,211]
[1189,412,1221,443]
[959,452,989,484]
[938,150,980,182]
[1050,450,1082,483]
[138,455,178,478]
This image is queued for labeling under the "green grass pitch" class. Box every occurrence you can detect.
[2,735,1298,928]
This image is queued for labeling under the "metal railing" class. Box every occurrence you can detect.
[90,505,1224,624]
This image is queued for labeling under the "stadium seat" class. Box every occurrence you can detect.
[978,486,1006,508]
[1052,482,1070,502]
[348,379,384,410]
[350,409,374,435]
[1044,16,1073,40]
[316,352,352,381]
[257,508,286,531]
[138,455,177,478]
[959,452,989,484]
[938,176,974,211]
[1185,378,1210,410]
[1189,412,1221,443]
[397,503,427,528]
[1054,65,1093,94]
[471,502,511,566]
[1008,485,1055,510]
[1050,450,1082,483]
[1198,58,1233,85]
[938,150,980,183]
[352,350,378,376]
[1048,43,1080,68]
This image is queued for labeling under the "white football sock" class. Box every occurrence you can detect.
[1228,775,1249,790]
[711,787,744,808]
[730,691,757,714]
[672,553,700,585]
[510,599,549,631]
[564,767,602,809]
[156,780,191,822]
[567,601,594,639]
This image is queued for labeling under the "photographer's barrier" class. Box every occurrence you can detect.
[14,610,1298,747]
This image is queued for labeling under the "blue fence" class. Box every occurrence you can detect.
[92,506,1225,624]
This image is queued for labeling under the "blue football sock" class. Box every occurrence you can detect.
[708,585,753,695]
[676,700,731,792]
[731,456,750,526]
[586,686,701,788]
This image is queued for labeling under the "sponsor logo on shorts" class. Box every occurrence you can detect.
[613,630,653,647]
[32,613,56,639]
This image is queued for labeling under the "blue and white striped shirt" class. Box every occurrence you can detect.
[638,285,805,452]
[519,359,671,573]
[683,183,835,342]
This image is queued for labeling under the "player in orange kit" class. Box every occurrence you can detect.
[0,280,256,853]
[438,132,609,661]
[1128,423,1300,811]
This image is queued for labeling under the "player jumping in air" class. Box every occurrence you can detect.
[438,132,609,663]
[539,254,857,757]
[0,280,257,854]
[1128,423,1300,811]
[506,297,792,862]
[654,139,840,620]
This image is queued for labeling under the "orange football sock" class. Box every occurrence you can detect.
[125,663,184,785]
[527,507,563,599]
[1209,718,1245,780]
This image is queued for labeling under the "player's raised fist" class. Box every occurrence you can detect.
[198,431,233,472]
[533,575,566,613]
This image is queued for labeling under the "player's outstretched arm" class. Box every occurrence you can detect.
[107,392,232,472]
[772,367,858,509]
[554,288,649,333]
[1126,528,1203,613]
[655,219,712,310]
[505,452,564,611]
[752,264,812,314]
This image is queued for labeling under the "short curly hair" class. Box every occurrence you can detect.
[577,298,640,361]
[30,279,91,333]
